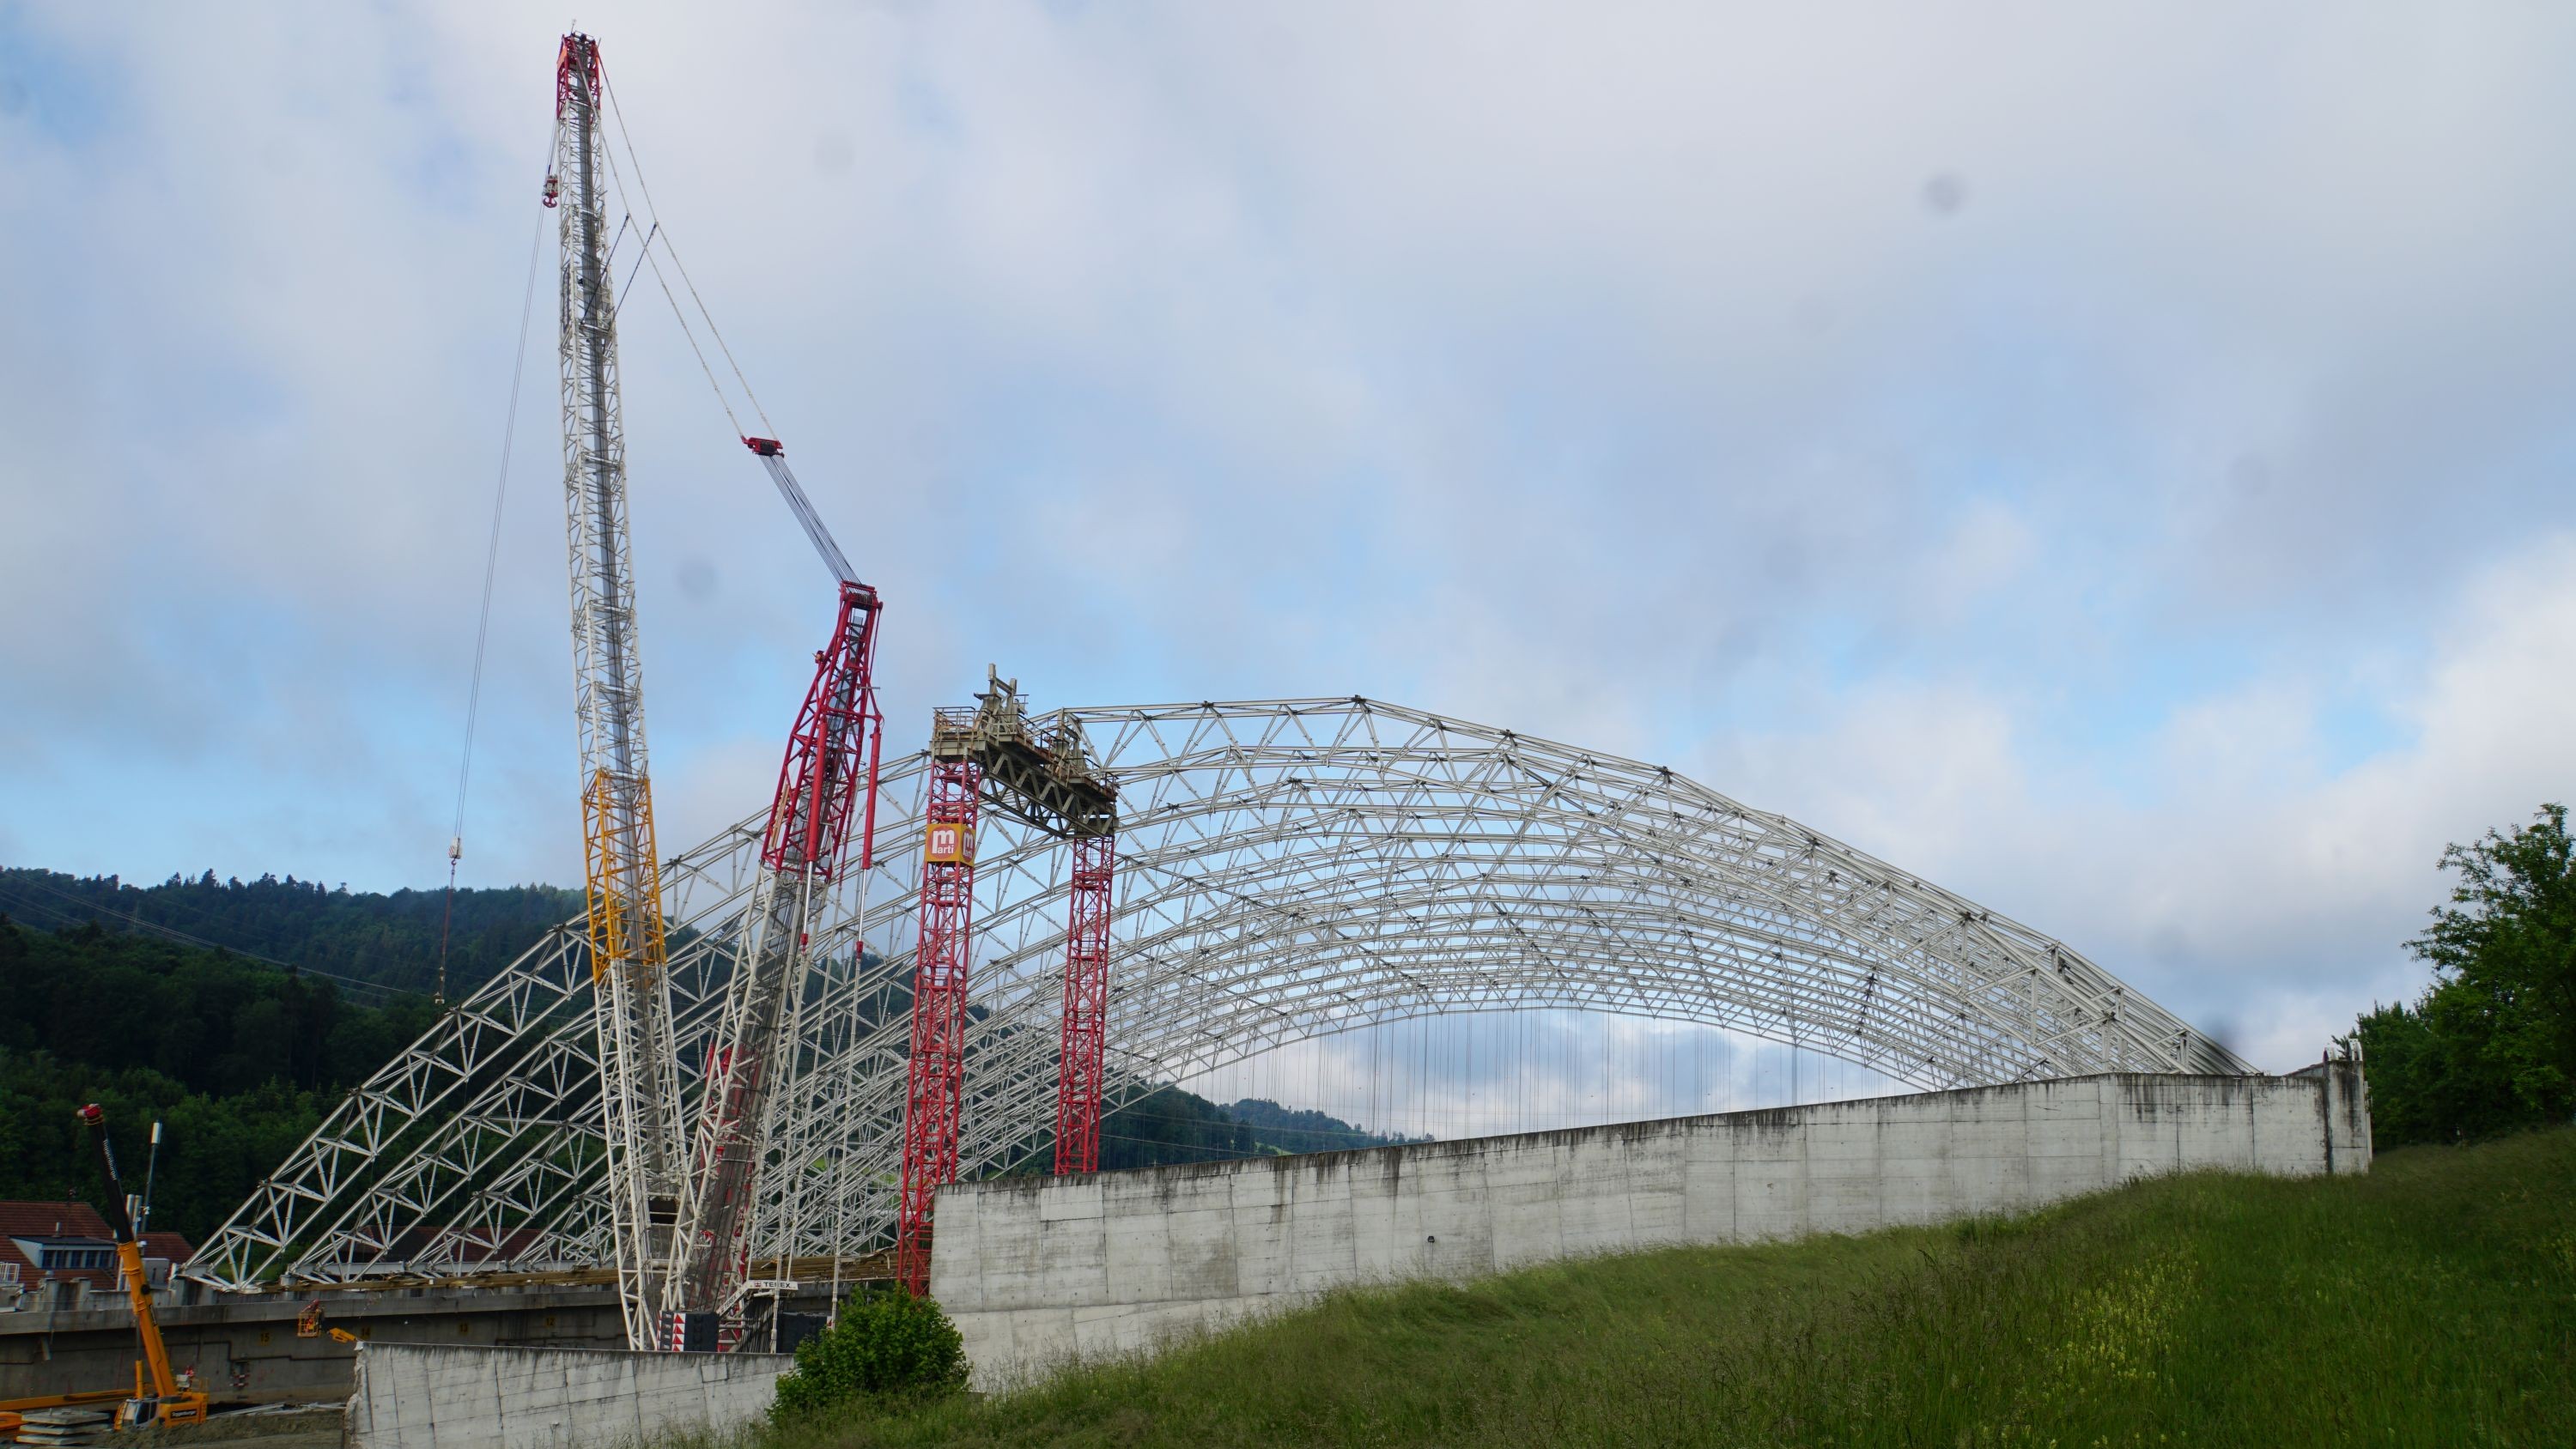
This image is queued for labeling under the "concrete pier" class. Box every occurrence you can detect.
[929,1067,2370,1386]
[0,1284,629,1406]
[343,1343,793,1449]
[0,1279,843,1405]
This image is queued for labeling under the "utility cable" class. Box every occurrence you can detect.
[612,221,659,317]
[644,239,744,437]
[598,135,744,440]
[438,209,548,1010]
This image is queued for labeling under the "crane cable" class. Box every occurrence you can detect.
[437,207,548,1010]
[598,64,777,440]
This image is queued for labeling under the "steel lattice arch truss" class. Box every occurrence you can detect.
[188,698,2251,1293]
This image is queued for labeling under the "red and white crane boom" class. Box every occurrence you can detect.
[665,437,884,1343]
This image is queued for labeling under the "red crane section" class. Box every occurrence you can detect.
[673,575,884,1328]
[895,674,1117,1296]
[668,436,885,1345]
[894,751,982,1296]
[1054,832,1115,1174]
[762,579,885,878]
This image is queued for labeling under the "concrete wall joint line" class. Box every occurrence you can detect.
[933,1071,2369,1389]
[343,1343,793,1449]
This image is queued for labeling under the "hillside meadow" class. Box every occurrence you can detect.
[748,1126,2575,1448]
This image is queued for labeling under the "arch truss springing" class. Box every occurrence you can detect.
[186,698,2249,1293]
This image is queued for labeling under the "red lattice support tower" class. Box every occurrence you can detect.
[1053,832,1115,1174]
[894,755,981,1297]
[671,579,881,1325]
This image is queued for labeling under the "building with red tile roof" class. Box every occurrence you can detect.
[0,1201,192,1307]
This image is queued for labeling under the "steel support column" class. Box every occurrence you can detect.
[1053,832,1115,1175]
[894,756,981,1296]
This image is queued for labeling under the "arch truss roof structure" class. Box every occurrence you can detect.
[188,698,2250,1292]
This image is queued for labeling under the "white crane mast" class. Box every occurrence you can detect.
[550,29,687,1351]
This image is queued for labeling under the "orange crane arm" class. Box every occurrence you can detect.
[76,1106,204,1426]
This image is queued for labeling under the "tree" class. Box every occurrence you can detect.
[2357,803,2576,1145]
[773,1288,969,1418]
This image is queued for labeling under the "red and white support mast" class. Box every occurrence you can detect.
[1053,832,1115,1174]
[548,31,688,1349]
[895,678,1117,1296]
[894,743,983,1295]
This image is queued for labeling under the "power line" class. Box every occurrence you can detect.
[0,877,408,1006]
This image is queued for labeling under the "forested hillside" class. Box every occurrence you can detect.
[0,868,580,997]
[1091,1091,1411,1171]
[0,898,1402,1247]
[1224,1097,1427,1155]
[0,915,438,1242]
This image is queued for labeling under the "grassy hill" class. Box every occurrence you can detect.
[766,1126,2576,1448]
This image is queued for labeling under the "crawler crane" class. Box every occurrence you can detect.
[0,1110,206,1436]
[664,439,884,1348]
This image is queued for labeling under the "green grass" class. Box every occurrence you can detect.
[759,1128,2576,1448]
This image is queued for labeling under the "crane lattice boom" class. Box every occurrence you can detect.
[551,30,686,1351]
[670,534,884,1337]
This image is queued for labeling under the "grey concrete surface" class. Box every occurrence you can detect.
[932,1067,2370,1386]
[0,1280,849,1407]
[343,1342,792,1449]
[131,1405,345,1449]
[0,1284,631,1406]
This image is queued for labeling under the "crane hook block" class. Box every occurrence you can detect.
[542,174,560,209]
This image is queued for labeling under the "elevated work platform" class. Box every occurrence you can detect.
[931,669,1116,839]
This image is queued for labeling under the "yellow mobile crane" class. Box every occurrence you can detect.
[0,1108,209,1437]
[75,1104,207,1429]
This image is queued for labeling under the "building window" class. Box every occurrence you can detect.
[34,1248,115,1271]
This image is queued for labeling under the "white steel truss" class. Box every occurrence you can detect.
[186,698,2251,1294]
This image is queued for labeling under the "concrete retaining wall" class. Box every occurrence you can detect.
[0,1283,635,1407]
[0,1282,854,1408]
[931,1068,2369,1386]
[344,1343,792,1449]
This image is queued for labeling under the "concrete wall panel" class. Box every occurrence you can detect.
[933,1068,2369,1389]
[344,1343,791,1449]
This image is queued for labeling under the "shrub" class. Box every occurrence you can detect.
[772,1288,969,1418]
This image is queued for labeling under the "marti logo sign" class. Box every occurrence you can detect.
[925,822,975,864]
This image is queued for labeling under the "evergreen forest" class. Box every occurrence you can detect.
[0,874,1404,1248]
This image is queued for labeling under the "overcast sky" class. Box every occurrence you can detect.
[7,4,2576,1080]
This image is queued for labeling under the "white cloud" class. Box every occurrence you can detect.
[1702,534,2576,1071]
[6,3,2575,1092]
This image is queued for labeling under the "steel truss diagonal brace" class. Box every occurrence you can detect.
[188,698,2252,1307]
